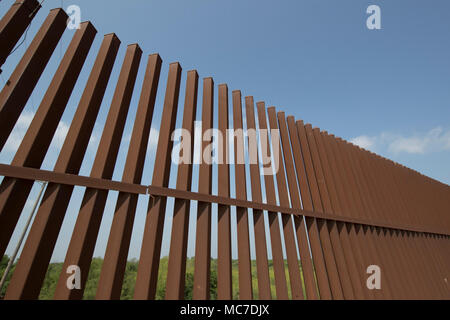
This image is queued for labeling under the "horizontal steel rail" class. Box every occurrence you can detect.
[0,163,447,237]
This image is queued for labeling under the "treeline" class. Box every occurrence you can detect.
[1,255,298,299]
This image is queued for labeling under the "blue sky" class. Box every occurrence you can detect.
[0,0,449,263]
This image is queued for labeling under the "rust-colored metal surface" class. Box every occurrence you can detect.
[0,8,67,150]
[165,69,198,299]
[53,43,142,301]
[245,97,271,300]
[267,107,304,300]
[256,103,289,300]
[216,84,232,300]
[51,33,122,300]
[134,62,182,300]
[192,78,214,299]
[2,21,97,299]
[0,4,449,301]
[0,0,41,70]
[0,19,95,274]
[284,117,317,300]
[232,90,253,300]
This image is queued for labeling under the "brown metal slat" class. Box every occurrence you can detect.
[277,113,320,300]
[361,150,407,303]
[0,21,96,272]
[51,44,142,300]
[422,233,449,298]
[256,103,289,300]
[286,117,330,300]
[216,84,233,300]
[322,132,374,299]
[366,151,433,297]
[323,132,376,300]
[231,90,253,300]
[3,21,97,300]
[404,231,438,298]
[133,62,182,300]
[51,34,123,300]
[7,32,120,300]
[266,107,304,300]
[427,234,450,298]
[293,120,333,300]
[385,162,443,296]
[58,43,141,300]
[313,128,365,299]
[0,8,67,150]
[410,231,444,298]
[341,139,395,299]
[392,229,421,298]
[377,227,407,299]
[319,131,369,299]
[296,121,343,300]
[335,138,392,299]
[331,138,382,299]
[421,233,447,298]
[165,70,199,299]
[95,53,166,300]
[0,0,41,69]
[349,141,410,299]
[245,96,271,300]
[191,78,214,300]
[305,125,355,300]
[379,155,416,226]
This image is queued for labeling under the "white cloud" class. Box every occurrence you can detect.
[2,111,74,155]
[3,111,34,153]
[350,126,450,155]
[388,136,426,154]
[387,127,450,154]
[149,127,159,147]
[53,121,70,150]
[16,111,34,128]
[86,131,99,151]
[350,135,376,150]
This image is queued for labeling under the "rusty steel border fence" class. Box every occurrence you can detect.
[0,2,449,300]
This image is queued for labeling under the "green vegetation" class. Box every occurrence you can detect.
[1,255,304,299]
